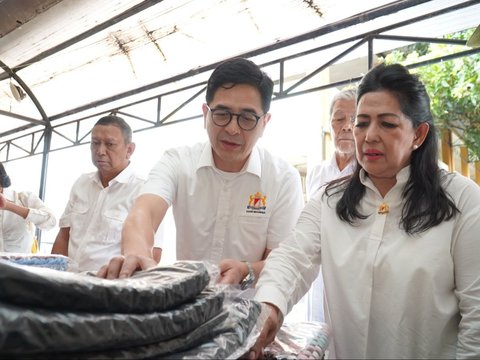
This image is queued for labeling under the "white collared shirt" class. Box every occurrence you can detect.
[255,167,480,358]
[59,164,146,271]
[306,154,355,200]
[140,142,304,263]
[0,188,56,253]
[304,154,355,322]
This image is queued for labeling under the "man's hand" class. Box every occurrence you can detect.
[246,303,282,359]
[96,254,157,279]
[217,259,248,285]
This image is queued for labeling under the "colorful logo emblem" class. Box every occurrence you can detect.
[246,192,267,214]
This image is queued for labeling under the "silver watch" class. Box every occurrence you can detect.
[240,261,255,290]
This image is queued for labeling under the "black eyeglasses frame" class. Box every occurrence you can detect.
[206,105,264,131]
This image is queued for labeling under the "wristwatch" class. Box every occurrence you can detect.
[240,261,255,290]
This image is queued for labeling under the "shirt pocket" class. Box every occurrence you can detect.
[236,214,270,257]
[68,204,89,240]
[103,209,127,245]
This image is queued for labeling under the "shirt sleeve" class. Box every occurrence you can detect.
[255,195,323,316]
[265,166,304,251]
[20,191,57,230]
[451,177,480,358]
[140,148,180,206]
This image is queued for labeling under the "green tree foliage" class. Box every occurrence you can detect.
[384,28,480,162]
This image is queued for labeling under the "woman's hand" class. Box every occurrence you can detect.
[246,303,283,359]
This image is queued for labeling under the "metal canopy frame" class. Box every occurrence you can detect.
[0,0,479,204]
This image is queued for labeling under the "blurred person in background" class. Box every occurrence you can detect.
[0,162,56,253]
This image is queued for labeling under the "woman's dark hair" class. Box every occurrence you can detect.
[0,162,11,188]
[94,115,132,144]
[206,57,274,114]
[327,63,458,234]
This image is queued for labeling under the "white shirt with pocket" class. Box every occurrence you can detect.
[140,142,304,263]
[59,164,146,272]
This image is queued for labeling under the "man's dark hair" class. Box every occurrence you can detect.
[94,115,132,144]
[206,57,274,113]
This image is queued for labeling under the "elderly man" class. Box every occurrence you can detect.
[51,115,159,272]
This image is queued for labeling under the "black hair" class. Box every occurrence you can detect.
[327,63,458,234]
[94,115,132,144]
[0,162,11,188]
[206,57,274,114]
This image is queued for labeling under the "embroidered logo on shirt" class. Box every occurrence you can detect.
[246,192,267,214]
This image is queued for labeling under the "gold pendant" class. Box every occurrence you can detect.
[378,202,389,214]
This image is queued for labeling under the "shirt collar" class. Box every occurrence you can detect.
[91,162,135,187]
[330,154,356,172]
[197,142,261,177]
[359,165,411,193]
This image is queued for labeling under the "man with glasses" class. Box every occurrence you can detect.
[98,58,304,288]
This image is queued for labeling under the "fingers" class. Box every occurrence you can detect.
[95,255,133,279]
[116,255,142,279]
[247,304,282,359]
[96,264,108,278]
[217,271,236,285]
[247,320,273,359]
[96,255,125,278]
[216,259,245,285]
[107,255,128,279]
[96,255,157,279]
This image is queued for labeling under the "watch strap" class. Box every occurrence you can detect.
[240,261,255,290]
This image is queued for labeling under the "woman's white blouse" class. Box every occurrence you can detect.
[255,167,480,359]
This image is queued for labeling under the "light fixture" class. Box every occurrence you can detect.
[9,81,26,101]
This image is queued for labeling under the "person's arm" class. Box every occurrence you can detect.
[452,178,480,357]
[247,303,283,359]
[0,194,29,218]
[252,197,323,353]
[217,248,271,286]
[97,193,169,279]
[20,192,56,230]
[51,227,70,256]
[122,194,168,256]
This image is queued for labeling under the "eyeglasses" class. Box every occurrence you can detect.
[206,105,264,131]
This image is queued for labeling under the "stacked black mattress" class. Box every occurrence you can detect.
[0,260,262,359]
